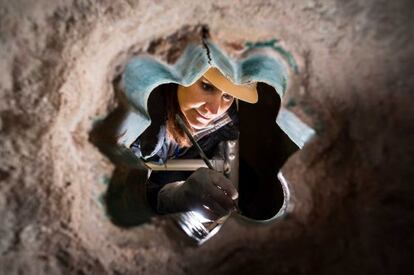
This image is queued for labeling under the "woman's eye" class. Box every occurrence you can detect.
[201,82,215,92]
[222,93,234,101]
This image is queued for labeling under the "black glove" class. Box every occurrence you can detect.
[157,168,238,221]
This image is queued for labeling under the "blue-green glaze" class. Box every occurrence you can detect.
[119,40,291,147]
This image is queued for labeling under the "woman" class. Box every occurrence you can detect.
[129,67,258,222]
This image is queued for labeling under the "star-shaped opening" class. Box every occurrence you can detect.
[89,30,315,243]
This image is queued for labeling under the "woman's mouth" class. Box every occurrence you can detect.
[195,110,211,120]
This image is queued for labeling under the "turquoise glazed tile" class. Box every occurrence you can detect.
[118,40,312,148]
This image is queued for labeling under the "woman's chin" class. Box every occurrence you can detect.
[188,118,209,130]
[183,111,212,130]
[190,122,207,130]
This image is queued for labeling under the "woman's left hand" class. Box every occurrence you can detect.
[157,168,238,221]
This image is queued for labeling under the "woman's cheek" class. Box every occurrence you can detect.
[182,97,199,111]
[219,102,231,114]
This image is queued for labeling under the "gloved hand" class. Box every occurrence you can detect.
[157,168,238,221]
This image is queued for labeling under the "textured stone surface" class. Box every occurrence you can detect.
[0,0,413,274]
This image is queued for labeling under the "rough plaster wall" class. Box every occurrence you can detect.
[0,0,413,274]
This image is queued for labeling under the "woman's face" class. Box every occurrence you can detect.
[178,77,235,130]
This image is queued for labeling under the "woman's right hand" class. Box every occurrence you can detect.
[157,168,238,221]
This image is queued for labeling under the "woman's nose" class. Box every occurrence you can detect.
[204,96,221,114]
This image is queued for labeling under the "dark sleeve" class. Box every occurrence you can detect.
[105,168,155,227]
[129,87,169,163]
[130,124,169,163]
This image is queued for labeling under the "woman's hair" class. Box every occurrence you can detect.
[165,85,192,147]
